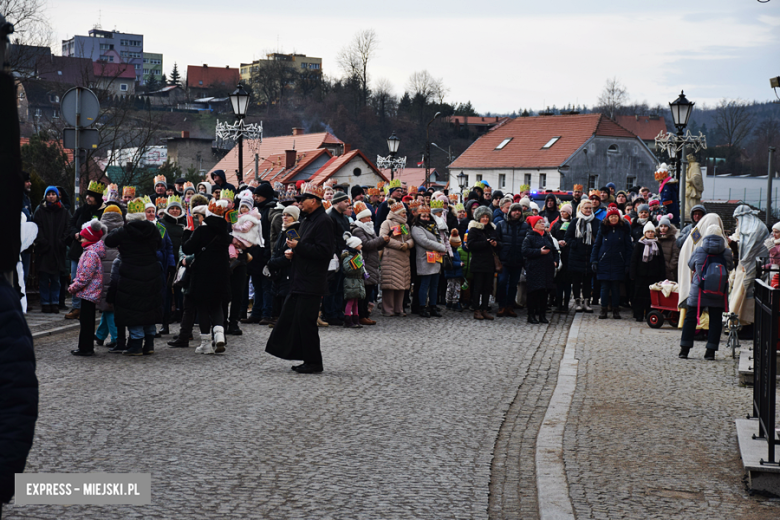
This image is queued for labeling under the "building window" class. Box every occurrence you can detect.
[120,84,128,92]
[524,173,532,187]
[498,174,506,188]
[52,109,60,119]
[608,144,619,154]
[588,175,598,191]
[626,176,636,188]
[542,137,561,149]
[353,167,362,177]
[476,174,483,183]
[134,64,141,70]
[301,63,307,69]
[99,43,113,50]
[539,173,547,189]
[495,137,512,150]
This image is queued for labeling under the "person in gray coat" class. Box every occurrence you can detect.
[410,206,446,318]
[350,202,387,325]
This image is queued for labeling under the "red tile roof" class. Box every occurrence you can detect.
[378,167,442,189]
[446,115,509,127]
[308,149,388,185]
[211,131,344,186]
[449,114,637,169]
[92,62,135,79]
[186,65,240,89]
[253,148,332,184]
[615,115,668,141]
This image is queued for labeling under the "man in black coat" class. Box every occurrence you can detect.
[266,185,334,373]
[495,203,530,316]
[322,190,350,325]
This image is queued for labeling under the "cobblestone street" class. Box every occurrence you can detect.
[5,308,780,519]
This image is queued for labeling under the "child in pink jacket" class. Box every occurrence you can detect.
[68,219,107,356]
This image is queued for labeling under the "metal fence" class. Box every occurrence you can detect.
[751,267,779,466]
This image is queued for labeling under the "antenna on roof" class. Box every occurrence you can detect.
[292,139,296,150]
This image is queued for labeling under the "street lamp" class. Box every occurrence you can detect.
[669,90,694,131]
[376,131,406,181]
[425,112,441,189]
[457,171,467,195]
[216,84,262,186]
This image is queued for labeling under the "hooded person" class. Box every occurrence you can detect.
[539,193,560,224]
[728,205,770,329]
[676,204,707,249]
[210,169,236,193]
[676,212,727,311]
[197,182,213,198]
[32,186,72,313]
[468,205,501,320]
[656,216,680,281]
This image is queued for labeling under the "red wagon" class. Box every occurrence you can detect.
[646,289,680,329]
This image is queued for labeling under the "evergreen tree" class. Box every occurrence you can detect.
[169,63,181,86]
[146,75,159,93]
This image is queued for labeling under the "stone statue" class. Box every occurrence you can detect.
[685,153,704,216]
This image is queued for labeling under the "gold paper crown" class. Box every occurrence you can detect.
[454,203,465,212]
[167,195,182,207]
[390,201,405,213]
[107,183,118,193]
[377,181,386,189]
[353,201,368,215]
[127,197,145,214]
[207,199,228,217]
[122,186,136,197]
[142,195,153,208]
[519,184,530,192]
[417,204,431,214]
[589,189,600,197]
[182,182,195,191]
[153,174,167,186]
[87,181,105,194]
[155,197,168,209]
[322,200,332,210]
[367,188,381,196]
[300,182,325,199]
[573,184,583,191]
[220,189,235,201]
[473,181,485,189]
[430,200,444,209]
[448,194,459,202]
[408,200,421,215]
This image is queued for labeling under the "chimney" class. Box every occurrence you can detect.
[343,143,351,153]
[203,64,208,68]
[285,150,296,169]
[292,127,304,136]
[181,131,190,138]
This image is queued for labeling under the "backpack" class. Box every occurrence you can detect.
[697,254,729,324]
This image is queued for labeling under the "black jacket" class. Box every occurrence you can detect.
[289,205,335,296]
[466,221,501,273]
[105,220,162,326]
[0,277,38,505]
[495,216,530,268]
[181,216,233,301]
[630,240,666,281]
[32,202,71,274]
[539,194,560,223]
[523,231,559,292]
[159,212,186,261]
[67,203,103,261]
[267,222,299,297]
[254,198,280,264]
[564,216,599,274]
[329,208,351,254]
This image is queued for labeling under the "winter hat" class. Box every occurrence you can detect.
[474,205,493,222]
[606,206,621,220]
[514,194,522,203]
[657,216,672,228]
[530,202,540,212]
[351,185,365,199]
[526,215,544,231]
[354,201,372,221]
[509,203,524,215]
[249,182,271,200]
[773,222,780,233]
[80,218,106,247]
[166,195,183,212]
[649,199,660,207]
[560,203,573,215]
[102,204,122,216]
[283,205,300,221]
[343,231,362,249]
[637,203,650,214]
[643,221,656,235]
[606,182,616,191]
[492,190,505,201]
[331,191,349,204]
[449,229,462,247]
[402,195,413,203]
[500,196,514,208]
[44,186,60,200]
[519,196,531,208]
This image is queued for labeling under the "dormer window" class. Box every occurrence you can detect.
[495,138,512,150]
[608,144,619,154]
[542,137,561,149]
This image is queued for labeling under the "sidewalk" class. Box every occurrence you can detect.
[24,298,84,339]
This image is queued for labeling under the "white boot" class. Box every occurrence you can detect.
[583,299,593,313]
[574,298,583,312]
[213,326,226,352]
[196,332,215,354]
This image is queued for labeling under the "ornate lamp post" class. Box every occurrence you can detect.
[425,112,441,189]
[376,131,406,181]
[216,84,262,185]
[457,171,468,202]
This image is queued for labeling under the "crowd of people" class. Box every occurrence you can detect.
[20,167,779,370]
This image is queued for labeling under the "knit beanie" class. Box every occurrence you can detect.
[643,221,656,235]
[44,186,60,199]
[526,215,544,233]
[331,191,349,204]
[773,221,780,233]
[657,216,672,228]
[606,207,621,220]
[637,203,650,214]
[253,182,275,200]
[500,196,514,208]
[509,203,524,215]
[343,232,362,249]
[449,229,462,247]
[649,199,660,207]
[530,202,539,212]
[102,204,122,216]
[351,185,365,199]
[560,203,573,215]
[519,197,531,208]
[283,205,300,221]
[80,219,106,247]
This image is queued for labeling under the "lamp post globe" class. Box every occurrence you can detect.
[230,84,250,119]
[387,131,401,157]
[669,90,694,130]
[457,171,467,190]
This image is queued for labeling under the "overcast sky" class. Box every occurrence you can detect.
[49,0,780,114]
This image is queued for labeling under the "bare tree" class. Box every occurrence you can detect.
[337,29,377,107]
[596,77,628,120]
[2,0,54,80]
[431,76,449,105]
[371,77,397,126]
[714,98,754,149]
[406,70,436,103]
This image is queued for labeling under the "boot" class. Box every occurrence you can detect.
[167,333,191,348]
[678,347,690,359]
[505,306,517,317]
[704,348,716,360]
[528,310,539,324]
[65,308,80,320]
[94,335,104,346]
[352,315,363,328]
[574,298,583,312]
[418,307,430,318]
[226,321,243,335]
[142,335,155,355]
[583,299,593,313]
[196,332,215,354]
[359,317,376,326]
[343,316,352,328]
[109,336,126,353]
[612,310,622,320]
[473,310,484,320]
[159,322,170,335]
[538,311,549,324]
[123,338,144,356]
[481,310,494,320]
[429,306,442,317]
[496,307,507,317]
[598,307,608,319]
[213,326,226,353]
[51,305,59,314]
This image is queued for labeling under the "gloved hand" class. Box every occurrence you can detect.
[591,262,598,273]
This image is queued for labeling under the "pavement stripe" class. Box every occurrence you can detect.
[536,312,580,520]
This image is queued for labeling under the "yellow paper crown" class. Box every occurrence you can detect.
[454,203,465,212]
[473,181,485,189]
[142,195,154,208]
[182,182,195,191]
[155,197,168,209]
[127,197,145,214]
[153,174,167,186]
[519,184,530,192]
[167,195,182,207]
[220,189,235,201]
[87,181,105,194]
[430,200,444,209]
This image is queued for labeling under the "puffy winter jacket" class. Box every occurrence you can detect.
[564,216,599,274]
[411,223,446,276]
[443,248,464,279]
[341,249,366,300]
[590,219,633,281]
[32,201,71,275]
[466,220,500,273]
[97,211,124,311]
[522,230,558,292]
[657,224,680,281]
[379,211,414,290]
[350,220,385,286]
[629,240,666,281]
[495,216,530,268]
[686,234,734,308]
[69,240,105,303]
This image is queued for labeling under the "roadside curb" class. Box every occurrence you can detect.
[536,312,580,520]
[31,321,88,340]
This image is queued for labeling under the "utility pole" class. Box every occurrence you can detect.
[767,146,776,226]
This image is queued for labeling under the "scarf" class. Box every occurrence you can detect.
[45,201,63,210]
[640,237,659,262]
[637,217,648,226]
[575,213,595,245]
[354,219,375,237]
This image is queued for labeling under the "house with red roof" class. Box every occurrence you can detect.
[615,115,668,149]
[448,113,659,194]
[92,61,136,96]
[308,149,388,187]
[187,64,240,96]
[378,167,445,191]
[446,115,509,137]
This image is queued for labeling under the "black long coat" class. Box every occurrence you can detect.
[590,219,633,281]
[67,203,103,262]
[522,231,559,292]
[495,217,530,269]
[32,202,71,274]
[629,240,666,282]
[466,221,501,273]
[181,216,232,302]
[563,217,599,274]
[104,220,162,326]
[289,204,335,297]
[267,222,299,297]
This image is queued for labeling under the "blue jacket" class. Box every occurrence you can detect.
[495,217,530,268]
[590,219,633,281]
[492,207,505,225]
[443,248,464,279]
[686,234,734,308]
[593,206,607,221]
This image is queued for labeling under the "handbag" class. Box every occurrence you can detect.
[442,253,454,271]
[492,250,503,273]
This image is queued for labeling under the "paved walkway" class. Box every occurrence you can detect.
[24,298,82,339]
[5,307,780,519]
